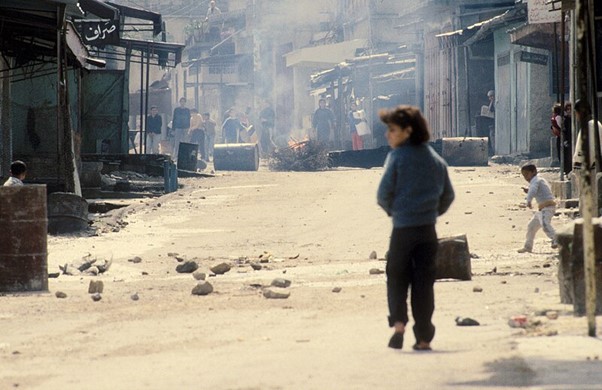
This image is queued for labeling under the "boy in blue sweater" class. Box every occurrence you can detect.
[377,106,454,351]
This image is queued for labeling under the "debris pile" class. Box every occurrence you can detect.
[59,253,112,276]
[268,140,329,172]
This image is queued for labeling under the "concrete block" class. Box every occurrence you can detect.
[441,137,488,166]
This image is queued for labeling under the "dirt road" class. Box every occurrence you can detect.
[1,164,601,389]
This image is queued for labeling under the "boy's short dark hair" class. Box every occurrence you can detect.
[203,112,210,116]
[10,160,27,176]
[379,105,431,145]
[521,164,537,173]
[150,105,158,110]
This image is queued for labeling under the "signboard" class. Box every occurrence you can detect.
[528,0,561,24]
[74,20,120,46]
[519,51,548,66]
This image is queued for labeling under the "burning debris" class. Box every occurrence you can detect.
[268,140,329,172]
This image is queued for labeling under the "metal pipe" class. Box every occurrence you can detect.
[143,44,151,154]
[138,45,144,154]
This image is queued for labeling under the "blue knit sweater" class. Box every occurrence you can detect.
[377,143,455,228]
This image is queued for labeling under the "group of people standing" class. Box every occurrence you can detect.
[145,97,217,162]
[311,97,371,150]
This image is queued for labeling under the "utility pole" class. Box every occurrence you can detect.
[1,57,11,178]
[575,0,597,337]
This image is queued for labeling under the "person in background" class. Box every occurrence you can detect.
[202,112,217,161]
[3,160,27,186]
[562,102,572,174]
[146,106,162,154]
[348,100,364,151]
[172,97,191,159]
[189,108,206,160]
[222,109,244,143]
[487,90,495,115]
[377,105,455,351]
[259,101,276,157]
[517,164,557,253]
[551,103,563,167]
[312,98,335,146]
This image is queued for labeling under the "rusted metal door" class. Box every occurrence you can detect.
[81,70,128,154]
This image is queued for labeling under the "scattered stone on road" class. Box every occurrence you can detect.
[128,256,142,263]
[546,311,559,320]
[508,315,528,328]
[193,271,207,281]
[210,262,231,275]
[176,261,198,273]
[263,288,290,299]
[369,268,385,275]
[167,252,178,257]
[271,278,291,288]
[332,287,342,293]
[55,291,67,299]
[131,293,139,301]
[455,316,480,326]
[250,262,262,271]
[191,281,214,296]
[91,293,102,302]
[84,266,99,276]
[369,251,377,259]
[88,280,104,294]
[174,256,186,263]
[473,286,483,293]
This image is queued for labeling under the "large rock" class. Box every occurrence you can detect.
[176,261,198,273]
[270,278,291,288]
[88,280,104,294]
[263,288,290,299]
[210,262,231,275]
[191,281,213,296]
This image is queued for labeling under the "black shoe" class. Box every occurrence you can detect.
[412,343,432,351]
[388,332,404,349]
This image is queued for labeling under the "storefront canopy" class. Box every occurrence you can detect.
[285,39,368,68]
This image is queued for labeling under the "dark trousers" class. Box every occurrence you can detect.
[190,129,207,160]
[386,225,438,343]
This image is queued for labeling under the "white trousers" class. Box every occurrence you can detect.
[524,206,557,250]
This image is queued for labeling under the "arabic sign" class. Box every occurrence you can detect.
[528,0,561,24]
[75,20,120,46]
[519,51,548,66]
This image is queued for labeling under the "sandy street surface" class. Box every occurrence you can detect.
[1,163,602,390]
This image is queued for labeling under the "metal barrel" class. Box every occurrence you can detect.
[47,192,89,235]
[0,185,48,292]
[177,142,199,171]
[213,143,259,171]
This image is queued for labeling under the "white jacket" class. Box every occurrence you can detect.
[573,119,602,170]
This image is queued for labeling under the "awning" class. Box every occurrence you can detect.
[463,4,527,46]
[372,67,415,82]
[79,0,119,21]
[509,23,556,50]
[285,39,368,68]
[107,2,163,36]
[121,38,184,67]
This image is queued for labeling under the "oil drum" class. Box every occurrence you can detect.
[0,185,48,292]
[47,192,89,234]
[213,143,259,171]
[177,142,199,171]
